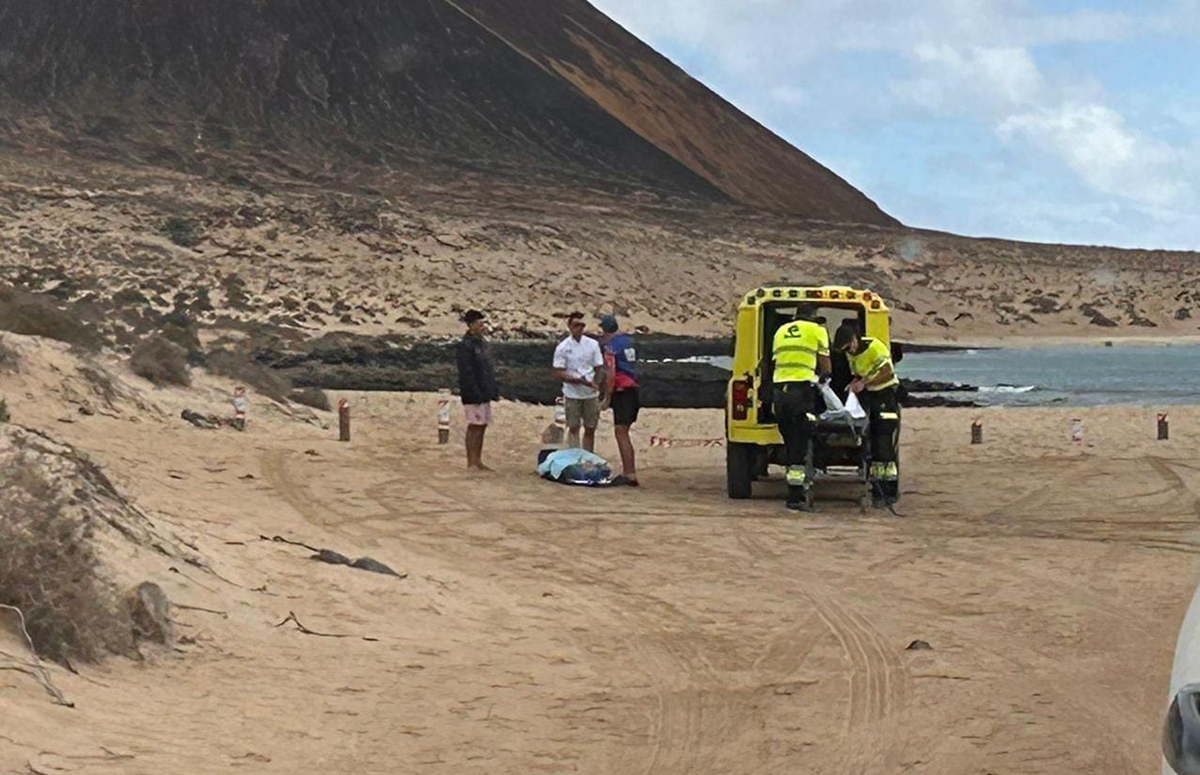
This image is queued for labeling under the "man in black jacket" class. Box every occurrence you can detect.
[456,309,500,471]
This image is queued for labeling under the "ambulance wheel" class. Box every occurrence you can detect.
[727,442,755,499]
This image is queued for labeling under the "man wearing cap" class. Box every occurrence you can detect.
[772,304,831,511]
[553,312,605,452]
[834,322,901,506]
[456,309,500,471]
[599,314,639,486]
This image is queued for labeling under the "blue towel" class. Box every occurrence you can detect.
[537,448,612,485]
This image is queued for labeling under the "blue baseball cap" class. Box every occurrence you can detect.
[599,315,619,333]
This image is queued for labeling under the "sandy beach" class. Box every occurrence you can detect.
[0,339,1194,774]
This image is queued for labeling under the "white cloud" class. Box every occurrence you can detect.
[999,103,1192,207]
[891,45,1043,114]
[588,0,1200,248]
[591,0,1139,68]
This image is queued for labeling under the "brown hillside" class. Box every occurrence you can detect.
[448,0,898,223]
[0,0,892,225]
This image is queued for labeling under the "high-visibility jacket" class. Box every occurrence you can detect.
[772,321,829,383]
[849,337,899,391]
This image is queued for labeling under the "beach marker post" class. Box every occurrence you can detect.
[971,420,983,445]
[1070,418,1084,443]
[437,389,451,445]
[554,396,567,436]
[338,399,351,442]
[231,385,248,432]
[1158,413,1169,441]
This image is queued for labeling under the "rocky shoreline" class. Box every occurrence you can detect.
[255,333,980,409]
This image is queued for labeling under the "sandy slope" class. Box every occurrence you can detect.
[3,151,1199,347]
[0,338,1195,773]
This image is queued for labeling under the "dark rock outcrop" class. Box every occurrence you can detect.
[1080,304,1119,328]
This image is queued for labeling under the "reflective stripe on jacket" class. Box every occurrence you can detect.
[849,338,899,391]
[772,321,829,384]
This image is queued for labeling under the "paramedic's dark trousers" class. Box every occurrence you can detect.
[773,381,815,481]
[860,387,901,497]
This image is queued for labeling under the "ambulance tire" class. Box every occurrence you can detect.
[727,442,755,499]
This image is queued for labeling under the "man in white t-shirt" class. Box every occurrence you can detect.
[552,312,605,452]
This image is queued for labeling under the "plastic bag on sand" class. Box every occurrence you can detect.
[537,448,614,486]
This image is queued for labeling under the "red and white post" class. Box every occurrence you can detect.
[437,389,451,445]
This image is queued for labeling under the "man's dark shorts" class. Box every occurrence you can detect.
[611,389,640,427]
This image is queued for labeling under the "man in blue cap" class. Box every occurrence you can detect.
[599,314,639,486]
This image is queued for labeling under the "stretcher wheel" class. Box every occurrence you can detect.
[858,492,871,514]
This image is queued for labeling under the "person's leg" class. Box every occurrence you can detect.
[565,398,582,448]
[476,424,492,471]
[874,389,901,502]
[610,391,639,485]
[614,427,636,478]
[861,391,890,504]
[793,383,815,497]
[775,384,810,509]
[465,425,482,469]
[582,398,599,453]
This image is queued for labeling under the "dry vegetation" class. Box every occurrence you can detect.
[0,335,18,372]
[290,387,331,411]
[206,349,292,402]
[0,287,101,351]
[0,463,133,663]
[130,336,191,387]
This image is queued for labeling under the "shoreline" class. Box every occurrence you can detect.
[903,333,1200,348]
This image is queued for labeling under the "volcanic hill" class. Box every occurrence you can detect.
[0,0,1196,344]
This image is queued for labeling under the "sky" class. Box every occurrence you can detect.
[589,0,1200,250]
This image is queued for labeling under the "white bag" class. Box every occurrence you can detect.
[819,381,845,413]
[844,390,867,420]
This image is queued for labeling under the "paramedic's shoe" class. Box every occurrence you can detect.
[786,486,811,512]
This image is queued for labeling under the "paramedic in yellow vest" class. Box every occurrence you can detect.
[771,305,831,511]
[834,323,901,507]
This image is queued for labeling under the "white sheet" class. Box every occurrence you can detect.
[818,380,867,421]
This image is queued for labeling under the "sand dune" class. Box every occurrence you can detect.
[0,334,1192,773]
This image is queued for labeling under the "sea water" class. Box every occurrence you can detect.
[695,345,1200,407]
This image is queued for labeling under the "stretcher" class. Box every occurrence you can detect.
[802,411,874,513]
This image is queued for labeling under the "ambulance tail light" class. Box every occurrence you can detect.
[731,380,751,421]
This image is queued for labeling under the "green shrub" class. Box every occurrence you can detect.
[0,399,8,423]
[130,337,190,387]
